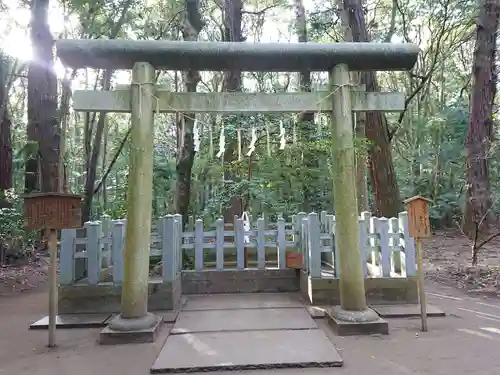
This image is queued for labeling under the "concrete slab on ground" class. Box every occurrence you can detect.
[150,329,343,373]
[182,293,304,311]
[29,313,112,330]
[171,308,317,334]
[372,304,445,318]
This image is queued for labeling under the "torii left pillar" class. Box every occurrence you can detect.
[101,62,162,344]
[325,64,389,336]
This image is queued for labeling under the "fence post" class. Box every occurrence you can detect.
[188,215,194,232]
[86,221,102,285]
[194,219,204,271]
[330,215,338,277]
[377,218,391,277]
[295,212,306,253]
[308,213,321,278]
[389,217,402,274]
[277,217,287,268]
[369,216,379,266]
[256,217,266,269]
[100,214,111,267]
[111,220,125,284]
[358,217,368,278]
[235,218,245,269]
[215,218,224,270]
[321,214,334,268]
[174,214,183,273]
[60,229,76,285]
[301,217,309,271]
[162,215,175,281]
[320,211,327,231]
[399,211,417,276]
[360,212,370,274]
[326,214,335,234]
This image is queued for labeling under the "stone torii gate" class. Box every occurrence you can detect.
[56,40,419,342]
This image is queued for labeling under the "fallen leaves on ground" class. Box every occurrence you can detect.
[424,229,500,296]
[0,258,49,296]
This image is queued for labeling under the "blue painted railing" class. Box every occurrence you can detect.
[59,211,417,285]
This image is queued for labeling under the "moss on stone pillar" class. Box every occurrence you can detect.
[120,62,156,319]
[329,64,367,311]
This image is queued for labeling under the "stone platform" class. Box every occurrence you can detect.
[151,329,343,373]
[171,307,317,334]
[30,313,112,330]
[151,293,343,373]
[372,304,445,318]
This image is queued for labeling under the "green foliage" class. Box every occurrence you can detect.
[0,190,36,264]
[394,102,469,227]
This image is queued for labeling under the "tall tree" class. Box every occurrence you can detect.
[462,0,500,240]
[80,0,134,222]
[294,0,319,213]
[337,0,369,213]
[26,0,60,193]
[0,53,12,208]
[343,0,401,217]
[175,0,204,226]
[222,0,244,223]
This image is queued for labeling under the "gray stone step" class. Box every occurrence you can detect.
[171,307,317,334]
[151,329,343,373]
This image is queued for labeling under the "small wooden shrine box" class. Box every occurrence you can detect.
[403,195,432,238]
[286,251,304,269]
[23,193,82,230]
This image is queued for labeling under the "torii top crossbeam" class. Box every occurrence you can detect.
[56,40,419,71]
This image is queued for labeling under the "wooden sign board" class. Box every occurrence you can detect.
[286,251,304,269]
[24,193,82,230]
[404,196,431,238]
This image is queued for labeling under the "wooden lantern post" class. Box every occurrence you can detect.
[404,195,432,332]
[23,193,82,347]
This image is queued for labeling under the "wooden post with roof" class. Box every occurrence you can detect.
[404,195,432,332]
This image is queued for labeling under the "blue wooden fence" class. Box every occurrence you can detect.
[59,211,417,285]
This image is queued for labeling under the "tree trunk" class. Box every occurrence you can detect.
[175,0,204,227]
[27,0,60,194]
[294,0,318,213]
[337,0,369,213]
[101,116,108,210]
[462,0,500,238]
[343,0,401,217]
[80,1,133,222]
[0,54,12,208]
[82,70,112,223]
[222,0,244,223]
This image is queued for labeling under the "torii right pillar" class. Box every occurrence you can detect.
[326,63,389,335]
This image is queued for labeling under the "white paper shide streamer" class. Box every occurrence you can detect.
[246,127,257,156]
[242,211,251,244]
[216,125,225,158]
[279,120,286,150]
[193,119,201,152]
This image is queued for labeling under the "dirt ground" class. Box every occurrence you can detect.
[424,229,500,295]
[0,257,49,297]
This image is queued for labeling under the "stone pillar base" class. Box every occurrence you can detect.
[326,306,389,336]
[99,313,163,345]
